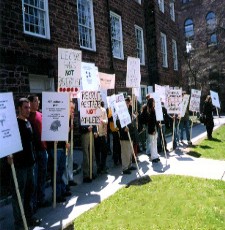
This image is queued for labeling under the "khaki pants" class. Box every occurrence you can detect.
[120,140,132,171]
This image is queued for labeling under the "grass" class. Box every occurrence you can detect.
[73,175,225,230]
[187,125,225,160]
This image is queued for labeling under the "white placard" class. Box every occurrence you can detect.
[151,92,164,121]
[58,48,81,97]
[81,62,100,91]
[109,94,118,128]
[155,84,167,104]
[114,94,131,128]
[210,90,220,108]
[0,93,23,158]
[167,89,182,114]
[126,57,141,88]
[133,87,140,97]
[80,90,102,125]
[42,92,70,141]
[189,89,201,112]
[181,94,190,117]
[99,72,115,89]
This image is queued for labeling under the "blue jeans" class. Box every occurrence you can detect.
[11,166,34,228]
[179,119,190,141]
[173,124,179,149]
[33,150,48,208]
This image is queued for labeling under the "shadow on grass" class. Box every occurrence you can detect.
[125,175,152,188]
[186,151,202,158]
[207,137,222,142]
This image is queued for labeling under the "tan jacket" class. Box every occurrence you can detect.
[97,107,108,136]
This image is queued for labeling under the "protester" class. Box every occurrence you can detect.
[117,97,136,174]
[157,101,169,152]
[203,95,215,139]
[108,107,122,166]
[147,98,160,162]
[80,124,97,183]
[27,95,50,210]
[179,94,192,145]
[7,98,41,229]
[62,102,77,194]
[48,141,71,203]
[94,101,108,174]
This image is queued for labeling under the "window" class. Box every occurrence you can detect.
[170,2,175,21]
[172,39,178,70]
[209,33,217,45]
[181,0,191,3]
[158,0,164,13]
[184,19,194,38]
[206,12,216,30]
[77,0,96,51]
[22,0,50,39]
[110,12,124,59]
[135,25,145,65]
[160,33,168,68]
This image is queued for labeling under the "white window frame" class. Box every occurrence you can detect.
[172,39,178,71]
[160,32,168,68]
[170,2,175,22]
[22,0,50,39]
[135,25,145,65]
[140,85,147,104]
[110,11,124,60]
[158,0,164,13]
[77,0,96,51]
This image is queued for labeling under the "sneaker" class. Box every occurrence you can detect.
[128,166,137,170]
[122,169,132,174]
[28,217,42,226]
[188,141,192,145]
[152,158,160,163]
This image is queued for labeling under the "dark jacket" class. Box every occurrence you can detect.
[147,110,159,135]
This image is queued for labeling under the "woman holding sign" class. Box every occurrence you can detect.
[203,95,215,139]
[147,98,160,163]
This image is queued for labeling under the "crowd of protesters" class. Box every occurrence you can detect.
[5,92,215,229]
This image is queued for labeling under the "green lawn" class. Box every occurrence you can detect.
[188,125,225,160]
[73,175,225,230]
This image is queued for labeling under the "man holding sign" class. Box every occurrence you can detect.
[7,98,41,229]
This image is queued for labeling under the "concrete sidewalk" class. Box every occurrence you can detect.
[0,117,225,230]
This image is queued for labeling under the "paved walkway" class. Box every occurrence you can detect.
[0,117,225,230]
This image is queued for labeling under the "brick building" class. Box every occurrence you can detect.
[177,0,225,112]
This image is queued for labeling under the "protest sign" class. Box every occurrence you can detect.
[81,62,100,91]
[150,92,164,121]
[181,94,190,117]
[126,57,141,88]
[189,89,201,112]
[0,92,23,158]
[99,72,115,89]
[167,89,182,114]
[109,94,118,128]
[58,48,81,97]
[210,90,220,108]
[80,90,102,125]
[42,92,70,141]
[114,94,131,128]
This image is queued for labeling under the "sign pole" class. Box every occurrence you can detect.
[53,141,57,208]
[90,131,93,180]
[159,121,167,165]
[11,162,28,230]
[127,127,141,177]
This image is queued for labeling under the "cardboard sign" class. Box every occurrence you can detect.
[210,90,220,108]
[150,92,164,121]
[189,89,201,112]
[181,94,190,117]
[126,57,141,88]
[58,48,81,97]
[109,94,118,128]
[167,89,182,114]
[114,94,131,128]
[80,90,102,125]
[81,62,100,91]
[42,92,70,141]
[0,93,23,158]
[99,72,115,89]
